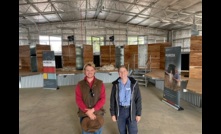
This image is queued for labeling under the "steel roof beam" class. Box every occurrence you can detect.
[93,0,104,19]
[48,0,63,23]
[25,0,50,23]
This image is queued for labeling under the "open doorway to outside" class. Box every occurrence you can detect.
[91,36,104,67]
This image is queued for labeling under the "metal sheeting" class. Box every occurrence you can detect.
[150,79,202,107]
[57,74,76,86]
[155,80,164,90]
[20,74,43,88]
[138,45,147,67]
[181,91,202,108]
[57,74,84,86]
[20,72,119,88]
[147,78,156,84]
[19,76,21,88]
[115,46,124,68]
[95,72,119,83]
[179,80,202,108]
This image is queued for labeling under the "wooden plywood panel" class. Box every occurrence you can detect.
[190,51,202,57]
[62,45,76,56]
[19,45,30,58]
[186,78,202,94]
[148,52,160,60]
[147,43,171,70]
[37,57,43,72]
[36,44,51,57]
[160,57,166,69]
[19,45,31,71]
[19,58,22,69]
[62,55,75,59]
[190,53,202,66]
[190,44,202,51]
[20,57,31,71]
[100,58,116,62]
[148,44,160,52]
[189,36,202,79]
[100,48,111,54]
[148,44,160,69]
[62,45,76,67]
[191,36,202,51]
[100,45,116,66]
[160,44,171,52]
[190,43,202,51]
[160,64,165,69]
[63,61,75,67]
[150,59,160,69]
[189,66,202,79]
[160,43,171,69]
[83,45,93,64]
[124,45,138,69]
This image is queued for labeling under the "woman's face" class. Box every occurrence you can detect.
[119,67,128,79]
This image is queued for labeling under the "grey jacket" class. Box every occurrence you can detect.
[110,76,142,121]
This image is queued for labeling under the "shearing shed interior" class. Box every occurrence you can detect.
[19,0,202,134]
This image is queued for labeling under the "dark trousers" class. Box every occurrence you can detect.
[117,106,138,134]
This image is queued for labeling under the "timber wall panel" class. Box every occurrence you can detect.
[100,45,116,66]
[148,44,160,69]
[36,44,51,72]
[62,45,76,67]
[124,45,138,69]
[83,45,93,64]
[19,45,30,57]
[36,44,51,58]
[148,43,171,69]
[20,57,31,71]
[189,66,202,79]
[189,52,202,66]
[189,36,202,79]
[19,45,30,71]
[160,43,171,69]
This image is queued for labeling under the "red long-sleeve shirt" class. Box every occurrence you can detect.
[75,76,106,113]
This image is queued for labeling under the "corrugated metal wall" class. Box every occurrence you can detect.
[155,80,164,90]
[20,74,43,88]
[138,45,147,67]
[95,72,119,83]
[20,72,119,88]
[151,80,202,108]
[181,92,202,107]
[57,74,76,86]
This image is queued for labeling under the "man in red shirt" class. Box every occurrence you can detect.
[75,62,106,134]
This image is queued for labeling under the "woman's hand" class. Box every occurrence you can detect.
[136,116,141,122]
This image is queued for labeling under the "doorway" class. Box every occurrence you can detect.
[92,36,103,67]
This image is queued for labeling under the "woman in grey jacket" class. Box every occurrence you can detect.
[110,65,142,134]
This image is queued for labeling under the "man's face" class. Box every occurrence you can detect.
[84,66,95,78]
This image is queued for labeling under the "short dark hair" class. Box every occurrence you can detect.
[118,65,127,72]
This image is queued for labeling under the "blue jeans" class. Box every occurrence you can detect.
[117,106,138,134]
[80,117,103,134]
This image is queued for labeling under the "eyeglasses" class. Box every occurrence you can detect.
[90,89,95,97]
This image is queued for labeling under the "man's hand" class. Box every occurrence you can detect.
[112,115,117,122]
[85,108,96,120]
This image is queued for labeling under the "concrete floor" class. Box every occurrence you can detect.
[19,83,202,134]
